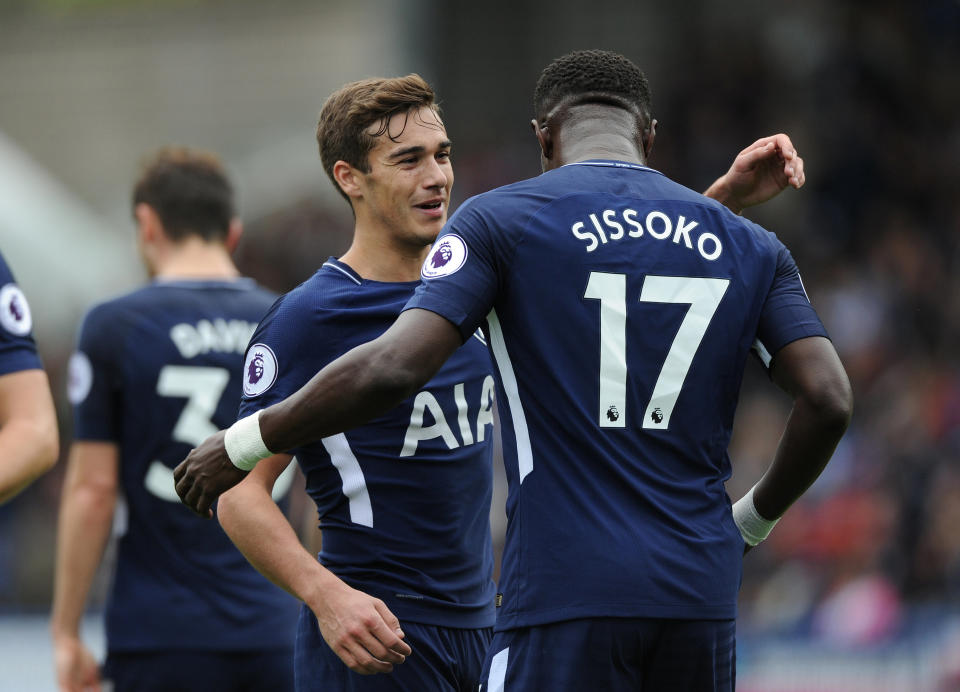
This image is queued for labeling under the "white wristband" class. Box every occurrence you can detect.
[732,485,779,546]
[224,410,272,471]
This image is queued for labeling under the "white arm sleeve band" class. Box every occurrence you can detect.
[732,485,780,546]
[224,410,272,471]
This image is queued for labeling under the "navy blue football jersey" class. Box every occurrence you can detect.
[69,278,299,652]
[238,259,496,628]
[405,160,830,629]
[0,250,42,375]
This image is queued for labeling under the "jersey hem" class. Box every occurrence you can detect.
[492,602,737,631]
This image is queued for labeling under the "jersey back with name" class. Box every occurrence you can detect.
[406,161,828,629]
[0,250,42,375]
[238,260,496,628]
[69,279,299,651]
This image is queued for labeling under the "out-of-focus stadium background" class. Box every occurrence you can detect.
[1,0,958,689]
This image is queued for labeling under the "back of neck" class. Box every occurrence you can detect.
[553,104,646,168]
[152,238,240,280]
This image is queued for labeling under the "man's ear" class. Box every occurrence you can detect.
[333,160,363,200]
[642,118,658,160]
[225,218,243,253]
[134,202,162,245]
[530,118,553,160]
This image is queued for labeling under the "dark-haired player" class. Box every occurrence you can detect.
[0,250,58,504]
[178,66,815,690]
[51,149,299,692]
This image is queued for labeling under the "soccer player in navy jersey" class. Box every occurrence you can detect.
[215,76,494,690]
[0,250,58,503]
[51,149,299,692]
[176,62,815,690]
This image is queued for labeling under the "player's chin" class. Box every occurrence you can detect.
[412,218,446,243]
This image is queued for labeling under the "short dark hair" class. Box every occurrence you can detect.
[316,74,438,203]
[132,148,235,242]
[533,49,653,125]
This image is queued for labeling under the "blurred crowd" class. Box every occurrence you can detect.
[1,0,958,666]
[691,0,960,649]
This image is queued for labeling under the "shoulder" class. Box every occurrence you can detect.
[453,174,552,220]
[80,286,153,329]
[0,251,17,283]
[248,269,346,344]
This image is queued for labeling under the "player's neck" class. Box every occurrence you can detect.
[150,237,241,281]
[550,106,647,169]
[557,130,645,168]
[338,230,429,283]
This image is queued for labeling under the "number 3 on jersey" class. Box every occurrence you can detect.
[146,365,293,501]
[584,273,729,430]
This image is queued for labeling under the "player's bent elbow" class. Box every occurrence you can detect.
[801,375,853,438]
[37,424,60,473]
[216,487,243,531]
[216,482,262,535]
[18,416,59,476]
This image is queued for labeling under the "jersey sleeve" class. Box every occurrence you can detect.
[68,303,123,441]
[403,197,503,341]
[237,290,346,421]
[0,253,43,376]
[752,240,830,367]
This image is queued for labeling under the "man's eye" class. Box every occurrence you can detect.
[438,151,451,160]
[400,157,417,165]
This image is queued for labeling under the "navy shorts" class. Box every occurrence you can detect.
[294,604,492,691]
[102,648,294,692]
[480,617,736,692]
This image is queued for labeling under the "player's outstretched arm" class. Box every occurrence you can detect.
[217,455,411,674]
[733,336,852,552]
[175,309,461,516]
[0,369,59,504]
[51,441,119,692]
[703,133,806,215]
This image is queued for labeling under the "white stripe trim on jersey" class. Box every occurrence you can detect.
[486,647,509,692]
[322,261,362,286]
[752,338,773,368]
[563,160,657,174]
[321,434,373,526]
[486,309,534,483]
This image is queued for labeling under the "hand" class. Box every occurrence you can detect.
[704,134,806,214]
[53,635,101,692]
[312,579,413,675]
[173,430,247,518]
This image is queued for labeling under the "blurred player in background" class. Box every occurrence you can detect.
[50,149,299,692]
[178,69,809,690]
[0,250,58,503]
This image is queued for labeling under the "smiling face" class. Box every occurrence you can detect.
[353,106,453,251]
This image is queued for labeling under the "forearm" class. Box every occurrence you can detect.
[752,394,851,520]
[702,177,740,215]
[218,481,338,607]
[262,320,453,453]
[51,483,115,637]
[0,418,59,504]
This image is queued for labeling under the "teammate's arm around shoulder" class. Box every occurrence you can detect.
[217,454,412,675]
[176,309,462,516]
[733,336,852,552]
[0,368,59,504]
